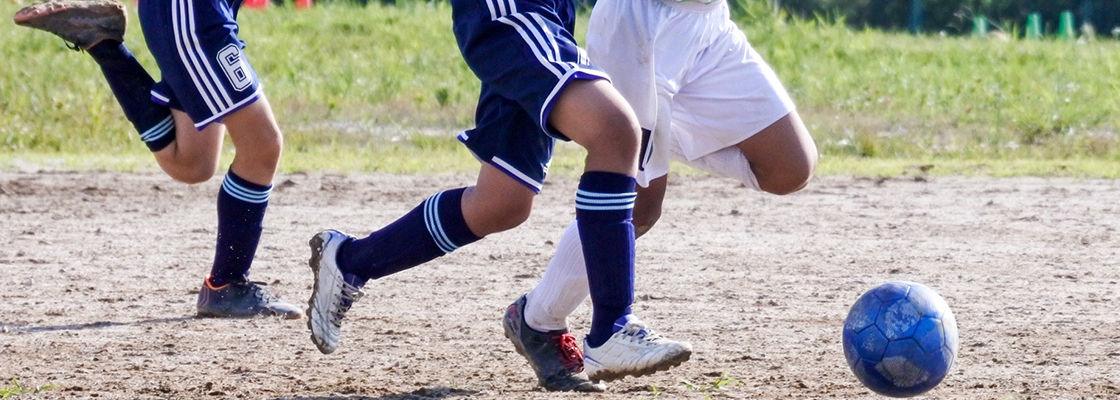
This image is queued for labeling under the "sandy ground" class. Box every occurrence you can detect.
[1,171,1118,400]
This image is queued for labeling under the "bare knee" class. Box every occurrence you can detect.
[738,112,818,195]
[579,111,640,162]
[756,159,815,195]
[633,210,661,238]
[461,174,537,236]
[479,196,533,233]
[166,163,219,185]
[548,80,640,174]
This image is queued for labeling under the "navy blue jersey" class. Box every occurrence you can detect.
[452,0,609,192]
[139,0,262,129]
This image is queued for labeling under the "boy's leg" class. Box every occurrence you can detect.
[734,112,817,195]
[305,163,529,354]
[548,80,692,382]
[521,114,815,332]
[14,0,183,156]
[195,97,300,319]
[523,176,667,332]
[131,0,299,319]
[14,0,230,183]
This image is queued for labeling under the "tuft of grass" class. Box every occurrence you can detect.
[681,371,741,399]
[0,378,55,399]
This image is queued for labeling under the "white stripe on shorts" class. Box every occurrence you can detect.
[497,14,568,79]
[171,0,234,117]
[485,0,517,20]
[491,156,544,192]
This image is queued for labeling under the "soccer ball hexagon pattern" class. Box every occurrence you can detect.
[842,281,959,397]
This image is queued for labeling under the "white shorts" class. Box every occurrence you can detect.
[585,0,795,187]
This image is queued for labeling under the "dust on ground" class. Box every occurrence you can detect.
[1,171,1118,399]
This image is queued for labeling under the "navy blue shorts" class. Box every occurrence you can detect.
[451,0,609,193]
[138,0,262,130]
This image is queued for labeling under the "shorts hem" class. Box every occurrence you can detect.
[192,88,264,130]
[539,68,611,140]
[490,156,545,193]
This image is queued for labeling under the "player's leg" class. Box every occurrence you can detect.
[669,3,816,195]
[306,163,532,353]
[334,162,529,283]
[13,0,200,171]
[547,61,691,386]
[523,175,666,333]
[149,111,224,184]
[137,0,299,318]
[519,0,670,337]
[734,111,817,195]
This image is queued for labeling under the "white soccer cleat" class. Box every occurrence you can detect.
[306,230,364,354]
[583,316,693,382]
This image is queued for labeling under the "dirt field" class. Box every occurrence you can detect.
[1,171,1118,400]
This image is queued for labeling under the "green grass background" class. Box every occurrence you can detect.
[1,0,1118,177]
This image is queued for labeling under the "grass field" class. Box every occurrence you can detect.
[1,0,1118,177]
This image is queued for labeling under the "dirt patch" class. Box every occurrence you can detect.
[1,171,1118,399]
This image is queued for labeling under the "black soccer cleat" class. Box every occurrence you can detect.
[502,295,605,392]
[13,0,127,50]
[197,278,303,319]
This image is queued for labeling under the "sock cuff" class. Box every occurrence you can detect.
[140,115,175,152]
[221,171,272,204]
[87,41,130,62]
[576,172,636,221]
[577,171,636,193]
[424,187,481,253]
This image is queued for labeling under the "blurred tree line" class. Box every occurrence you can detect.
[777,0,1117,36]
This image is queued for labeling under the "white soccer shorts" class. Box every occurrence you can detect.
[585,0,796,187]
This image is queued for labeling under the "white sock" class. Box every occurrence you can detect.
[524,221,589,332]
[673,142,762,191]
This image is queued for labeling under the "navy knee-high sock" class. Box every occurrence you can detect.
[209,172,272,287]
[87,41,175,151]
[337,188,481,284]
[577,171,638,348]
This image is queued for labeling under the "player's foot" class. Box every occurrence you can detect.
[13,0,127,50]
[583,315,693,382]
[196,278,303,319]
[502,295,605,392]
[306,230,365,354]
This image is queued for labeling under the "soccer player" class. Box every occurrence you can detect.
[14,0,301,319]
[501,0,819,391]
[303,0,690,390]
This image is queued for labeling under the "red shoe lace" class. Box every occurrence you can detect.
[555,333,585,372]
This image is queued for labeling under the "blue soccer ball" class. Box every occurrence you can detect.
[842,281,959,398]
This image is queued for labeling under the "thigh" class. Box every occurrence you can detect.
[224,97,283,185]
[139,0,263,130]
[151,109,225,181]
[671,5,796,162]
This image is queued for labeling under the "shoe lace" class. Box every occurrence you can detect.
[330,281,364,327]
[244,281,280,302]
[554,333,585,372]
[620,321,663,344]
